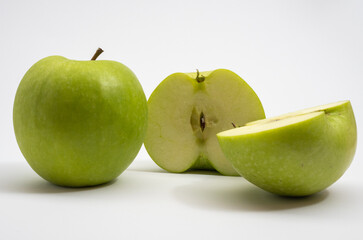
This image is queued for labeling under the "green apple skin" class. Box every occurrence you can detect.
[217,101,357,196]
[144,69,265,176]
[13,56,147,187]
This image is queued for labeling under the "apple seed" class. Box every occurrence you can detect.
[200,111,206,132]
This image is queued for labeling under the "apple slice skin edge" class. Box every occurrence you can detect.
[217,100,357,196]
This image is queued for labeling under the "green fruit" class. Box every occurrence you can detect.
[13,49,147,187]
[217,100,357,196]
[144,69,265,175]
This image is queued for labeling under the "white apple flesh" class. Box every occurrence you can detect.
[144,69,265,175]
[217,100,357,196]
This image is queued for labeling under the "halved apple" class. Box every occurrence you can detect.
[144,69,265,175]
[217,100,357,196]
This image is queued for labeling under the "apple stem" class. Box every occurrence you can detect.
[196,69,205,83]
[91,48,104,60]
[231,122,237,128]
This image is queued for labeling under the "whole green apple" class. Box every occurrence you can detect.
[144,69,265,175]
[217,101,357,196]
[13,49,147,187]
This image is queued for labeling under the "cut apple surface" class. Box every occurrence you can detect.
[217,100,357,196]
[144,69,265,175]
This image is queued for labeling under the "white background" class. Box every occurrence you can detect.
[1,0,362,239]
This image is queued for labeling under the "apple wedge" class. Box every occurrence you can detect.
[144,69,265,175]
[217,100,357,196]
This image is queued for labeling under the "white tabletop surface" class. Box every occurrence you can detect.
[1,1,363,239]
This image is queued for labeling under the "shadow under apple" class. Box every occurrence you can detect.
[128,160,224,176]
[0,161,117,194]
[172,176,329,212]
